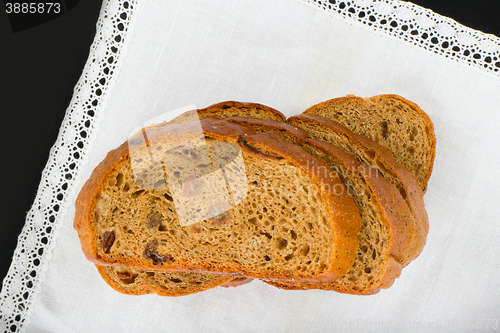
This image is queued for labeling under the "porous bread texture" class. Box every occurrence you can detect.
[286,115,428,265]
[74,118,361,283]
[302,94,436,193]
[266,139,413,294]
[168,101,286,125]
[95,264,238,296]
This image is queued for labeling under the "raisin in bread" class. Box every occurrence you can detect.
[74,118,361,282]
[266,139,413,294]
[301,95,436,192]
[286,115,428,265]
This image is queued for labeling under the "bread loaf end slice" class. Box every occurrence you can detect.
[302,95,436,192]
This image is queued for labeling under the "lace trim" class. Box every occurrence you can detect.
[1,0,498,331]
[300,0,500,77]
[0,1,137,332]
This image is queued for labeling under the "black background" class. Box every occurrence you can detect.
[1,1,499,290]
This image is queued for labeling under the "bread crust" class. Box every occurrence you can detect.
[168,101,286,125]
[74,143,130,265]
[287,115,428,265]
[95,264,236,296]
[225,116,308,144]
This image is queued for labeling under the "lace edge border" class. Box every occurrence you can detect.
[0,1,138,332]
[299,0,500,78]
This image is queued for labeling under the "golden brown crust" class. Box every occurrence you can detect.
[225,116,308,144]
[168,101,286,125]
[287,115,428,266]
[74,143,131,265]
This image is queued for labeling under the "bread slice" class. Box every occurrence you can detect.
[266,139,413,294]
[91,102,285,295]
[95,264,251,296]
[74,118,361,283]
[301,95,436,192]
[286,115,428,265]
[93,117,306,295]
[168,101,285,125]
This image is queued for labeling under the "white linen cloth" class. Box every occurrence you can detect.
[2,0,500,332]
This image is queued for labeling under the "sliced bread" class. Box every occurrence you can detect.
[202,117,415,293]
[266,138,413,294]
[93,117,306,296]
[301,94,436,192]
[286,115,428,265]
[74,118,361,282]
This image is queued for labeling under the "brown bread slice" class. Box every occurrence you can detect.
[301,94,436,192]
[168,101,286,125]
[286,115,428,265]
[95,118,308,295]
[266,139,413,294]
[75,118,361,283]
[92,103,282,295]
